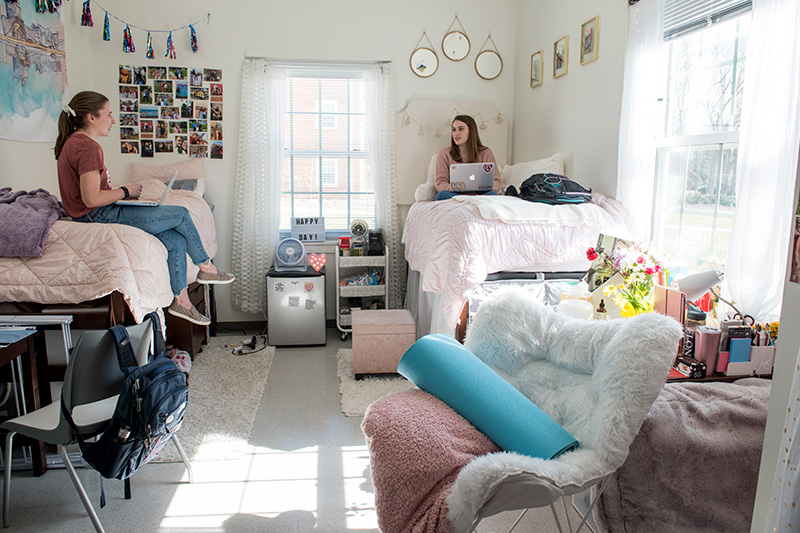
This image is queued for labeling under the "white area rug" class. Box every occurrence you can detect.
[153,335,274,462]
[336,348,415,417]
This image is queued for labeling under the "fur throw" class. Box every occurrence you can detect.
[446,289,683,532]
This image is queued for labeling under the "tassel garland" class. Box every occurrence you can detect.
[166,31,177,59]
[81,0,93,27]
[190,24,198,53]
[102,11,110,41]
[122,24,134,53]
[146,32,154,59]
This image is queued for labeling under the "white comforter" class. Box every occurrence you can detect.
[0,180,217,323]
[403,193,632,330]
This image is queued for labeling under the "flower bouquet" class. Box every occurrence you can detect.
[586,243,667,318]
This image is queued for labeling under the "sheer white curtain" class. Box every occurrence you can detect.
[364,62,403,308]
[616,0,665,242]
[724,0,800,322]
[230,59,285,313]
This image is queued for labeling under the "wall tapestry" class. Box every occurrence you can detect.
[0,2,66,142]
[118,64,222,158]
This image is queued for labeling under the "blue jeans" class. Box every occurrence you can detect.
[435,190,499,201]
[75,204,210,296]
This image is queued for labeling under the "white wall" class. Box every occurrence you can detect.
[511,0,628,196]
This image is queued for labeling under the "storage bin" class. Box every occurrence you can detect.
[352,309,415,377]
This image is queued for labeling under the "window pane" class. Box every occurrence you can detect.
[666,16,749,136]
[321,194,348,231]
[350,193,377,230]
[285,157,320,193]
[350,114,368,153]
[350,158,373,193]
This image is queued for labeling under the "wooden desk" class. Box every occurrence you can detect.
[0,332,47,476]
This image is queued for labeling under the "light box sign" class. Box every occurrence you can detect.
[291,217,325,242]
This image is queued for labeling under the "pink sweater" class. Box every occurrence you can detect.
[435,146,500,193]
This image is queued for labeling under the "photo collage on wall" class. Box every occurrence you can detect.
[118,65,223,159]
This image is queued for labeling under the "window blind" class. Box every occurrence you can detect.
[664,0,751,40]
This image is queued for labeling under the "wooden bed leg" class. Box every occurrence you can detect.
[455,300,469,344]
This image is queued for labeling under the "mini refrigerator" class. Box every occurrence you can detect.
[266,266,326,346]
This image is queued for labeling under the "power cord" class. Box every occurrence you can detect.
[231,335,268,356]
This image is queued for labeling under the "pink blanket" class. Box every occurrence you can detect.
[402,194,631,330]
[362,389,499,533]
[0,181,216,323]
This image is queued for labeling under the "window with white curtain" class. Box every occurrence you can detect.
[651,2,751,270]
[280,68,375,235]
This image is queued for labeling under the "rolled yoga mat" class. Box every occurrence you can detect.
[397,334,579,459]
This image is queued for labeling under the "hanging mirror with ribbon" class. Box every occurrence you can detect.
[475,33,503,80]
[410,31,439,78]
[442,14,470,61]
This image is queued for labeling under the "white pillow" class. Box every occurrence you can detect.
[414,153,439,202]
[128,159,206,197]
[500,153,564,192]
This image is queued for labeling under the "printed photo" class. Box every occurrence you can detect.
[190,87,209,100]
[210,103,222,121]
[204,68,222,82]
[119,65,132,84]
[194,102,208,120]
[119,86,138,99]
[190,69,203,87]
[140,106,159,119]
[140,120,154,137]
[156,120,168,139]
[169,67,187,80]
[156,80,173,93]
[189,119,207,132]
[133,66,147,85]
[155,140,174,153]
[175,135,188,154]
[210,140,223,159]
[210,121,222,141]
[120,127,138,140]
[139,86,153,105]
[121,141,139,154]
[148,66,166,80]
[180,101,194,119]
[210,83,223,98]
[190,131,207,145]
[120,99,138,113]
[161,106,179,120]
[141,139,154,158]
[175,82,188,99]
[119,113,138,127]
[155,93,174,107]
[170,121,187,134]
[190,145,208,158]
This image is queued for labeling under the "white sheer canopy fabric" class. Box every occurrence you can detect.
[230,60,285,313]
[364,63,404,309]
[616,0,664,242]
[724,0,800,322]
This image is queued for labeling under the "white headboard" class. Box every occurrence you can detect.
[394,98,509,205]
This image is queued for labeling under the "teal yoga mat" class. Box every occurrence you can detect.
[398,334,579,459]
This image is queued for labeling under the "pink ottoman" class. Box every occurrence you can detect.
[352,309,416,378]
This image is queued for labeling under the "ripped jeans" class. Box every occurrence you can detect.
[75,204,210,297]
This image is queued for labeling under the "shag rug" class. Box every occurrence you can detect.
[336,348,415,417]
[153,335,274,463]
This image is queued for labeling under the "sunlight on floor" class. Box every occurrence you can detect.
[159,444,379,531]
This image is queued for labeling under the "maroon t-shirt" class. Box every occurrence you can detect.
[57,134,111,218]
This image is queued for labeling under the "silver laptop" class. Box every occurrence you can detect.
[449,162,495,193]
[116,171,178,206]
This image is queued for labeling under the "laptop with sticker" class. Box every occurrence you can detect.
[449,162,495,193]
[116,171,178,206]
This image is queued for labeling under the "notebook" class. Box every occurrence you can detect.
[449,162,495,193]
[116,171,178,206]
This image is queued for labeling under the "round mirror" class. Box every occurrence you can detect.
[410,47,438,78]
[475,50,503,80]
[442,31,470,61]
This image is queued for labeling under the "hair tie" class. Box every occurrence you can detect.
[62,103,76,117]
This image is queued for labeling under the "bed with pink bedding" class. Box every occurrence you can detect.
[0,179,216,323]
[403,193,632,333]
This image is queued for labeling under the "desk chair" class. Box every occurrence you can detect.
[1,318,193,533]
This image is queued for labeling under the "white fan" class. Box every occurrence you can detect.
[274,237,307,272]
[350,219,369,245]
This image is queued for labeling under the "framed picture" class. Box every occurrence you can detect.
[553,35,568,78]
[530,50,543,88]
[580,16,600,65]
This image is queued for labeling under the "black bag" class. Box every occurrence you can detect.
[62,312,188,504]
[505,173,592,205]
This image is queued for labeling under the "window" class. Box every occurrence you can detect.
[279,68,375,235]
[651,8,750,270]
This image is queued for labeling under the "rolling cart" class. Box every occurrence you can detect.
[335,245,389,341]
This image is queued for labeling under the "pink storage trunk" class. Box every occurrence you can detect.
[352,309,416,377]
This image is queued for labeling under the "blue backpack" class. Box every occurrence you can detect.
[506,173,592,205]
[62,312,188,505]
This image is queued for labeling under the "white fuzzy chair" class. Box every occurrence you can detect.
[442,289,683,532]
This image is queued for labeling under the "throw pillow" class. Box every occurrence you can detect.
[129,159,206,197]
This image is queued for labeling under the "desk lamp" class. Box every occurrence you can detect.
[676,269,745,318]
